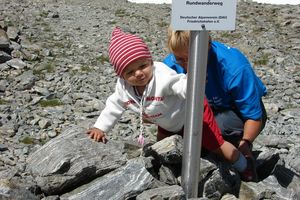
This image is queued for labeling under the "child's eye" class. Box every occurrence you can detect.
[126,70,133,75]
[139,64,147,69]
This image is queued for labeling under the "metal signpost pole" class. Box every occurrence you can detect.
[181,28,209,198]
[171,0,236,198]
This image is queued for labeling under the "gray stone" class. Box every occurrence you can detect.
[159,165,179,185]
[41,196,60,200]
[272,163,300,197]
[0,144,8,151]
[0,51,11,63]
[14,70,36,91]
[136,185,185,200]
[144,135,183,164]
[256,147,280,180]
[239,176,290,200]
[6,58,26,69]
[198,157,218,182]
[26,125,127,195]
[201,164,240,200]
[220,194,238,200]
[6,27,19,42]
[38,119,51,129]
[60,157,157,200]
[0,29,10,49]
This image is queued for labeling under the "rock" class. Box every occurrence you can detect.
[272,162,300,196]
[6,58,27,69]
[13,70,37,91]
[60,157,160,200]
[0,28,10,49]
[220,194,239,200]
[159,164,179,185]
[26,125,127,195]
[6,26,20,42]
[0,144,8,151]
[239,176,290,200]
[0,179,39,200]
[201,164,240,199]
[143,134,183,164]
[0,51,11,63]
[136,185,185,200]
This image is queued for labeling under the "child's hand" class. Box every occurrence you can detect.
[86,128,107,143]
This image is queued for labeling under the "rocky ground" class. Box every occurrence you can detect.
[0,0,299,199]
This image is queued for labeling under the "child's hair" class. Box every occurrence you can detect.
[167,26,212,53]
[167,26,190,53]
[108,27,152,77]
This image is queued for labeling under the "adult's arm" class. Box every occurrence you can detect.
[238,119,262,157]
[228,65,265,157]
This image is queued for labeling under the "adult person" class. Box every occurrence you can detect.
[163,28,268,182]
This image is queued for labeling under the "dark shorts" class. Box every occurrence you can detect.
[213,101,267,147]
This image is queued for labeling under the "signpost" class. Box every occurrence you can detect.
[172,0,237,31]
[171,0,237,198]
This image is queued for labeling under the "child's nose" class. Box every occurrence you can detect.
[135,70,143,77]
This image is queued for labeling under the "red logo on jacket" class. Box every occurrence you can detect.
[124,99,135,107]
[123,96,164,107]
[146,96,164,101]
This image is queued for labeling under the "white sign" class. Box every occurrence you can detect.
[172,0,237,30]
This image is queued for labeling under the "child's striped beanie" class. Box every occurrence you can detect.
[108,27,152,77]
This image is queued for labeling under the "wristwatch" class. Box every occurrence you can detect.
[241,138,253,149]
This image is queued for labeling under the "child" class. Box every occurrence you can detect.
[86,27,248,177]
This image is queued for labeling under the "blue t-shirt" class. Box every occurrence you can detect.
[163,54,186,74]
[163,41,267,120]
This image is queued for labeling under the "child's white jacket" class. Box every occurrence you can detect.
[94,62,187,133]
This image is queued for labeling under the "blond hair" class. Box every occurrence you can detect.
[167,26,190,53]
[167,26,212,53]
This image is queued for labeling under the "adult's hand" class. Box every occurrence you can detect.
[238,139,252,158]
[238,119,262,158]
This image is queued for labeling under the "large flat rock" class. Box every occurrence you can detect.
[26,125,128,195]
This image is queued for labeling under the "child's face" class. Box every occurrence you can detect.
[122,58,153,87]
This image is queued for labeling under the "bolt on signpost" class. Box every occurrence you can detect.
[171,0,237,198]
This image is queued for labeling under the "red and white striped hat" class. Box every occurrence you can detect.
[108,27,152,77]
